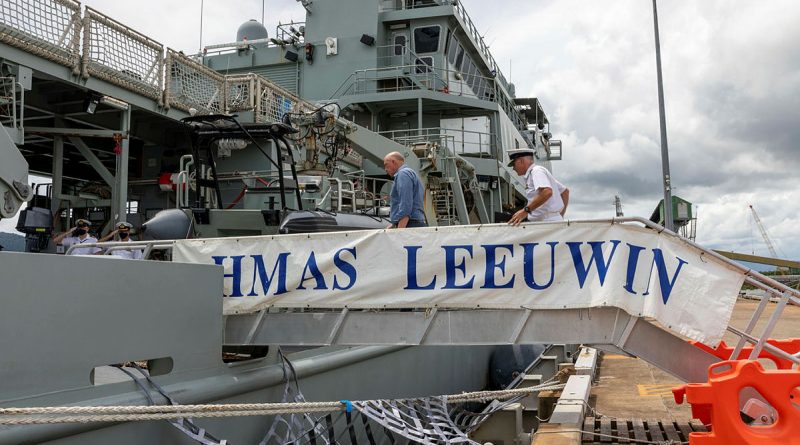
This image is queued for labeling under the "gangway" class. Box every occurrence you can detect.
[81,217,800,385]
[211,217,799,384]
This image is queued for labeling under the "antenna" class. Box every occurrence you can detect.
[614,195,624,217]
[262,0,266,25]
[199,0,204,53]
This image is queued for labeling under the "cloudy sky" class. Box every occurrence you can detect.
[3,0,798,261]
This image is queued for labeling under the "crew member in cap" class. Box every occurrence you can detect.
[383,151,428,228]
[99,222,144,259]
[507,148,569,225]
[53,219,101,255]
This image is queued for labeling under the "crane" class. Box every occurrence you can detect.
[749,204,780,259]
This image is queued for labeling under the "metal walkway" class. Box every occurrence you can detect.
[79,217,800,384]
[219,217,800,384]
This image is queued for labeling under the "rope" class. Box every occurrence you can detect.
[0,383,565,425]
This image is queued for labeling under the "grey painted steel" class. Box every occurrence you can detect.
[25,127,127,138]
[0,344,495,444]
[447,158,471,224]
[67,136,115,186]
[225,307,717,382]
[652,0,674,231]
[112,107,131,225]
[0,250,496,443]
[0,251,222,400]
[548,375,591,424]
[0,122,31,218]
[50,128,64,214]
[574,347,598,376]
[345,122,420,171]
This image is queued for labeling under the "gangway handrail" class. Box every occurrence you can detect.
[65,239,175,258]
[64,218,800,372]
[207,217,799,378]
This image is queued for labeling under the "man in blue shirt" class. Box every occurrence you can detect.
[383,151,427,228]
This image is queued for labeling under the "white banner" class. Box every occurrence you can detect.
[173,222,744,344]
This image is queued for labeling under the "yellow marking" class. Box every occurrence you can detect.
[602,354,632,359]
[637,384,677,397]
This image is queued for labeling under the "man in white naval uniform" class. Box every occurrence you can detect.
[53,218,101,255]
[98,221,143,259]
[506,148,569,225]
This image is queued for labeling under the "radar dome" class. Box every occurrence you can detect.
[236,19,268,42]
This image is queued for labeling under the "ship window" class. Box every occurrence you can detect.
[415,57,433,74]
[454,46,464,70]
[414,25,440,53]
[447,35,460,65]
[460,53,472,76]
[394,35,406,56]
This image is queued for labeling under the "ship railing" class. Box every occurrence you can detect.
[378,0,456,11]
[343,64,497,102]
[0,77,24,137]
[0,0,313,122]
[81,7,164,104]
[0,0,82,73]
[378,127,497,157]
[376,0,509,91]
[65,239,175,259]
[164,49,226,114]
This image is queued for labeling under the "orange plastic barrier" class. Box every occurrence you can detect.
[691,338,800,369]
[673,360,800,444]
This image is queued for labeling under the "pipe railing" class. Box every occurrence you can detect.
[0,0,311,120]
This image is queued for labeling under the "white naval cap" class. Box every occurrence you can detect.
[506,148,535,167]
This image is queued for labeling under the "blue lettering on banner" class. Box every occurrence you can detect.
[297,251,328,290]
[208,237,691,306]
[521,242,559,290]
[623,243,646,295]
[442,245,475,289]
[644,249,688,304]
[213,255,245,297]
[567,240,621,288]
[248,253,290,296]
[404,246,436,290]
[332,247,358,290]
[481,244,515,289]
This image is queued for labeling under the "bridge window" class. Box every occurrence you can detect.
[447,35,462,66]
[414,25,440,53]
[394,35,406,56]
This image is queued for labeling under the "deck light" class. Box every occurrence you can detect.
[360,34,375,46]
[83,93,101,114]
[284,50,299,62]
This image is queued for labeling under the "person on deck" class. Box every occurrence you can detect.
[383,151,427,228]
[507,148,570,225]
[53,218,101,255]
[98,221,144,260]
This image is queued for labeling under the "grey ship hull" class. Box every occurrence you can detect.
[0,251,496,444]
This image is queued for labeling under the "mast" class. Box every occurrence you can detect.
[652,0,674,231]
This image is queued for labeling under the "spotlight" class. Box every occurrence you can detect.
[360,34,375,46]
[84,93,101,114]
[284,50,299,62]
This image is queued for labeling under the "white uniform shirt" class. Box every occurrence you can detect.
[62,235,100,255]
[524,164,565,222]
[110,238,143,260]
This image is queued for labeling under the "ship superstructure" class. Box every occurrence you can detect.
[3,0,564,242]
[3,2,798,445]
